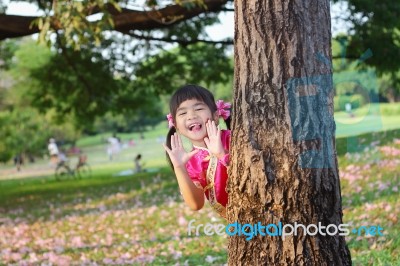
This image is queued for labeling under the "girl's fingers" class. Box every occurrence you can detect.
[212,121,217,135]
[208,120,215,136]
[207,120,215,136]
[162,143,171,153]
[174,133,180,147]
[217,124,221,138]
[204,137,210,149]
[177,133,183,147]
[188,149,199,159]
[207,120,212,135]
[171,134,176,149]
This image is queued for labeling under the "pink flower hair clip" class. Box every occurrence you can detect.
[216,100,231,120]
[166,113,175,128]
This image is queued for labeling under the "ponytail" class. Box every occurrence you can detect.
[223,115,231,130]
[166,126,176,169]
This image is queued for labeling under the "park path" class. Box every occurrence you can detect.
[0,163,55,180]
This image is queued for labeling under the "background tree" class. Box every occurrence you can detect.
[228,0,351,264]
[0,1,235,127]
[0,39,81,162]
[332,1,400,101]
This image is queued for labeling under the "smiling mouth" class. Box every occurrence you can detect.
[188,123,202,131]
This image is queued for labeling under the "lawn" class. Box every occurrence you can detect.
[0,106,399,265]
[1,140,399,265]
[335,103,400,137]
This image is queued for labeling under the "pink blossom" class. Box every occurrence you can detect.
[133,254,155,263]
[383,204,392,212]
[377,181,389,192]
[358,214,369,220]
[103,258,114,264]
[380,146,400,156]
[178,216,187,226]
[70,236,85,248]
[28,252,39,263]
[364,203,377,211]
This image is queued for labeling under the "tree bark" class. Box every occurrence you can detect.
[227,0,352,265]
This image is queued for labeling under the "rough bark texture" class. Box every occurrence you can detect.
[227,0,352,265]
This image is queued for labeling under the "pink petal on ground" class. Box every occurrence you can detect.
[178,216,187,226]
[377,182,389,192]
[133,254,155,263]
[364,203,377,211]
[70,236,85,248]
[384,204,392,212]
[10,253,22,262]
[103,258,114,264]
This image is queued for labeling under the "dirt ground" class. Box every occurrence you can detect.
[0,161,57,180]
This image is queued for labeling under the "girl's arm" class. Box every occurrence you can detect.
[173,165,204,210]
[163,133,204,211]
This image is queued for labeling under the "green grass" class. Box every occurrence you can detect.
[76,122,168,148]
[0,167,228,265]
[1,137,399,265]
[335,103,400,137]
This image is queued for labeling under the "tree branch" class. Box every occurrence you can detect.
[332,55,363,60]
[219,8,234,11]
[0,0,228,41]
[0,15,38,40]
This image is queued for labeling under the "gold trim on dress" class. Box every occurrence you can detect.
[206,155,227,218]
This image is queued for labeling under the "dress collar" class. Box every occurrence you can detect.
[192,145,210,152]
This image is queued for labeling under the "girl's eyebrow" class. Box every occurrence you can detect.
[177,102,205,112]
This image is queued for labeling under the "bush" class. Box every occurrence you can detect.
[334,94,366,112]
[379,103,400,116]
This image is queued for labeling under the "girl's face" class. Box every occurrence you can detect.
[174,99,218,147]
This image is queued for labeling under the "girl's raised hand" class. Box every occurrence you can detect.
[204,120,226,159]
[163,133,199,168]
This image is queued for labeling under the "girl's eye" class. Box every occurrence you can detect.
[178,112,186,116]
[195,108,204,111]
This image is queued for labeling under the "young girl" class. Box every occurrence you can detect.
[162,84,231,218]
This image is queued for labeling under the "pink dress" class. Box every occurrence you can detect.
[185,130,230,218]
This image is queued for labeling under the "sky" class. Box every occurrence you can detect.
[4,1,350,40]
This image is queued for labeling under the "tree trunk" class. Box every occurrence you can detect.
[227,0,352,265]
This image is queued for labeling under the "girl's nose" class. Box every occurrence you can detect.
[187,110,197,120]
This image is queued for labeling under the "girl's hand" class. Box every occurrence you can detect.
[163,133,199,168]
[204,120,226,159]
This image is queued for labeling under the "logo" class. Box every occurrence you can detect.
[187,219,384,241]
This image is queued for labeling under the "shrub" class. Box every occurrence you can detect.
[379,103,400,116]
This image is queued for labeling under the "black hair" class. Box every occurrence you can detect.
[166,84,231,169]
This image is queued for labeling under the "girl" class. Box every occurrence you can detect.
[162,85,231,218]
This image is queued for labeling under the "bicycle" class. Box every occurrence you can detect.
[55,154,92,180]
